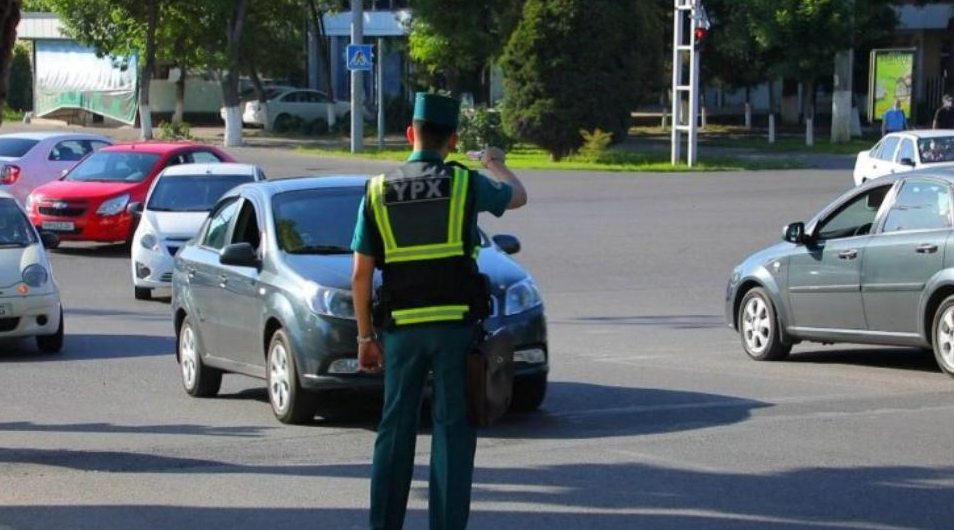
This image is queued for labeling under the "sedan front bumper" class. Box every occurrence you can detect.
[0,291,61,338]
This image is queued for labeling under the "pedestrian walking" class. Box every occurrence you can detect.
[933,94,954,129]
[350,92,528,530]
[882,99,907,136]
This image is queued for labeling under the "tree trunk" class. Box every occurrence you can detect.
[222,0,249,147]
[249,63,266,103]
[804,77,816,146]
[308,0,334,99]
[139,0,158,140]
[744,86,752,130]
[0,0,21,128]
[173,65,186,125]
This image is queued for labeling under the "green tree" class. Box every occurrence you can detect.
[704,0,774,117]
[7,42,31,110]
[500,0,664,160]
[0,0,23,127]
[409,0,524,99]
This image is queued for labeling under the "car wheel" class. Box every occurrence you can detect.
[267,329,318,424]
[178,316,222,397]
[273,113,293,133]
[931,297,954,378]
[510,373,547,412]
[738,287,791,361]
[134,286,152,301]
[35,307,64,354]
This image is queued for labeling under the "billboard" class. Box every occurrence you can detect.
[34,40,138,125]
[868,48,916,122]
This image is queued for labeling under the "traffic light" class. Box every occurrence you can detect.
[693,27,707,51]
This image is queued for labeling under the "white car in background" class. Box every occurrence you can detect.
[0,132,112,205]
[241,88,358,131]
[130,163,265,300]
[0,191,63,353]
[853,130,954,186]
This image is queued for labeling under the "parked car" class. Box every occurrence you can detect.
[726,171,954,378]
[0,132,112,205]
[130,162,266,300]
[853,131,954,185]
[26,142,233,246]
[0,191,63,353]
[239,88,368,131]
[172,176,548,424]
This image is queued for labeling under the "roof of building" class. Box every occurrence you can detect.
[16,12,68,40]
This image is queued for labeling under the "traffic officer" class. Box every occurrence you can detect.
[351,92,528,530]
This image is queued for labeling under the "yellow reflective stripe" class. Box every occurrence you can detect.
[448,168,469,244]
[391,304,469,325]
[369,175,397,251]
[384,242,464,264]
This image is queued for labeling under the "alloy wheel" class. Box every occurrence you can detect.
[937,307,954,370]
[269,342,291,413]
[742,296,771,354]
[180,324,197,390]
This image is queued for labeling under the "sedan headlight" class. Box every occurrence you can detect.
[24,194,37,212]
[140,232,159,251]
[307,284,355,319]
[22,264,49,288]
[97,194,130,216]
[505,278,543,316]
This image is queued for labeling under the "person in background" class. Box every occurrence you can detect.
[882,99,907,136]
[933,94,954,129]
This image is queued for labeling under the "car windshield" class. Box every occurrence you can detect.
[272,187,363,254]
[0,199,36,247]
[148,174,256,212]
[917,136,954,164]
[65,151,161,182]
[0,138,39,158]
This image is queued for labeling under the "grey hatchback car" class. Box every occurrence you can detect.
[171,176,549,423]
[726,171,954,378]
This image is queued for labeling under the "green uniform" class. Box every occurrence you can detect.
[352,150,512,530]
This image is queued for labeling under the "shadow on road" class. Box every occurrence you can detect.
[0,462,951,529]
[0,333,173,361]
[557,314,724,330]
[49,243,129,258]
[788,347,941,374]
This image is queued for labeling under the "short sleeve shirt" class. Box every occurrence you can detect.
[883,108,906,131]
[935,107,954,129]
[351,151,513,257]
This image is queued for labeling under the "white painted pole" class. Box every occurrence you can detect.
[806,116,814,146]
[768,113,776,144]
[744,102,752,130]
[670,0,682,165]
[350,0,364,153]
[687,9,699,167]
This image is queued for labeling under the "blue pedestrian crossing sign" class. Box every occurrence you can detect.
[347,44,373,71]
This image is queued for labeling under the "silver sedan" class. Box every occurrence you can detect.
[726,171,954,378]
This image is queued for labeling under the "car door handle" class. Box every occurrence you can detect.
[916,244,939,254]
[838,249,858,260]
[187,267,196,279]
[218,274,229,286]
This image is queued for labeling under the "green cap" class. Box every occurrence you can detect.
[413,92,461,129]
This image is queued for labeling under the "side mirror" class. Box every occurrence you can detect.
[40,231,59,248]
[219,242,260,269]
[126,202,143,215]
[900,157,916,167]
[492,234,521,255]
[783,222,808,245]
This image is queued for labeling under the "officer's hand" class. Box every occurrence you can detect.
[358,340,383,374]
[481,146,506,168]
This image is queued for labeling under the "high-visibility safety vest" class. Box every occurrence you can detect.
[367,165,490,327]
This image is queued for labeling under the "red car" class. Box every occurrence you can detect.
[26,142,234,245]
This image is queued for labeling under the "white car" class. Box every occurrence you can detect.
[0,191,63,353]
[0,132,112,205]
[240,88,357,131]
[130,163,265,300]
[853,130,954,186]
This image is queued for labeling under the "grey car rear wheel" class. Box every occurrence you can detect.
[931,297,954,378]
[739,287,791,361]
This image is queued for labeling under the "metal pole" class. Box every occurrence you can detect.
[687,7,699,167]
[671,1,682,165]
[377,37,385,149]
[350,0,364,153]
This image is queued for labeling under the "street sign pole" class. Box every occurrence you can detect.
[377,37,385,150]
[350,0,363,153]
[671,0,706,167]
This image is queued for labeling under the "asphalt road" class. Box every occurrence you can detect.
[2,145,953,530]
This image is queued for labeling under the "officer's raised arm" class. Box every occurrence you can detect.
[481,146,527,209]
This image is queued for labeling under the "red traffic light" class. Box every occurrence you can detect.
[694,28,707,41]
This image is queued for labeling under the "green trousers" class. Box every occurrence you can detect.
[370,322,478,530]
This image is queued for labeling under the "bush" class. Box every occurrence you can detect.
[500,0,664,160]
[307,117,329,136]
[8,44,32,111]
[156,121,193,140]
[457,107,514,153]
[576,128,613,162]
